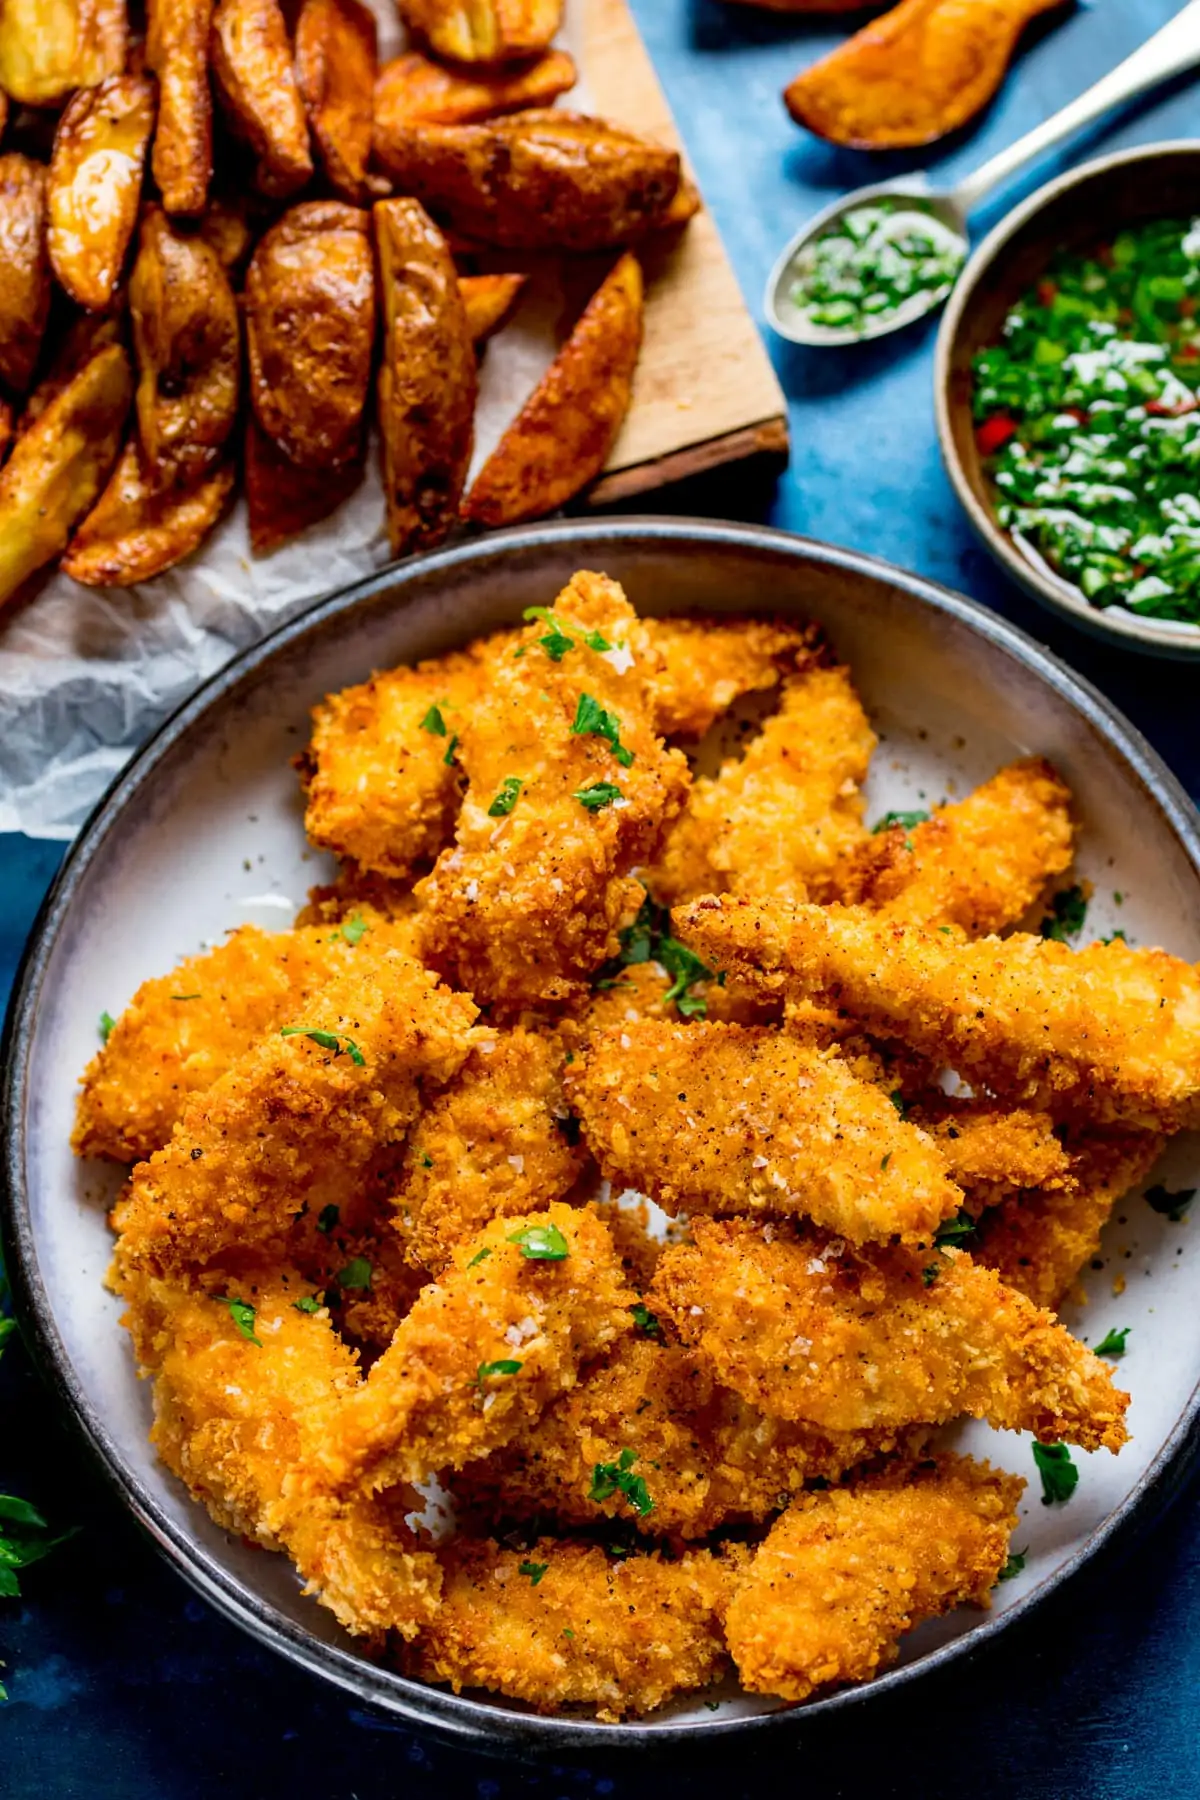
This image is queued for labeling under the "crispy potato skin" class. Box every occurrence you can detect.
[0,341,131,608]
[245,202,374,470]
[784,0,1066,148]
[652,1218,1130,1451]
[373,198,477,558]
[396,0,562,66]
[0,155,51,395]
[463,251,642,528]
[62,435,233,587]
[48,76,156,312]
[147,0,214,216]
[210,0,314,198]
[244,413,364,554]
[374,48,575,128]
[404,1537,734,1721]
[458,272,526,345]
[372,110,682,253]
[294,0,377,202]
[129,207,241,490]
[726,1457,1023,1701]
[0,0,126,106]
[197,194,258,277]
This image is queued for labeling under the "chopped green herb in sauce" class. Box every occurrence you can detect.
[973,217,1200,624]
[788,201,965,336]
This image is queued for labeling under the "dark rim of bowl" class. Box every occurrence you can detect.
[935,138,1200,661]
[4,515,1200,1754]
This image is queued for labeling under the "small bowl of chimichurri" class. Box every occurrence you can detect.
[937,143,1200,658]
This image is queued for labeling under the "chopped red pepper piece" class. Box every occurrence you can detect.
[975,415,1019,456]
[1145,397,1198,417]
[1037,280,1057,307]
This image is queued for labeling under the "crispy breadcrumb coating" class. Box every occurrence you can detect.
[460,1336,925,1538]
[569,1020,963,1247]
[912,1102,1072,1212]
[115,945,477,1275]
[294,865,420,928]
[402,1536,737,1719]
[318,1203,633,1493]
[652,1218,1128,1451]
[832,758,1074,935]
[974,1128,1164,1310]
[73,920,417,1164]
[118,1267,441,1641]
[640,616,820,739]
[414,573,690,1005]
[725,1455,1023,1701]
[675,896,1200,1130]
[390,1026,585,1273]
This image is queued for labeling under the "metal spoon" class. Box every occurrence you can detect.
[765,0,1200,346]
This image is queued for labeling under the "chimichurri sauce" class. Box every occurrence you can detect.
[972,217,1200,625]
[788,201,965,336]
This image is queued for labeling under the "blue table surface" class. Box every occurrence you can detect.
[6,5,1200,1792]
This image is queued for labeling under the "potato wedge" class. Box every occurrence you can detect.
[463,250,641,528]
[197,195,258,278]
[61,436,234,586]
[245,201,374,471]
[374,48,575,128]
[783,0,1066,148]
[294,0,376,202]
[211,0,314,199]
[396,0,561,65]
[21,311,124,430]
[48,75,155,312]
[0,396,14,468]
[372,110,681,252]
[374,198,476,558]
[459,272,526,345]
[0,341,131,608]
[0,0,126,107]
[0,156,51,396]
[244,412,364,553]
[147,0,214,216]
[129,207,240,490]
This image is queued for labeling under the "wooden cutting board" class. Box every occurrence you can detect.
[581,0,790,503]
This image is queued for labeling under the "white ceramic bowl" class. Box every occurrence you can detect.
[4,518,1200,1753]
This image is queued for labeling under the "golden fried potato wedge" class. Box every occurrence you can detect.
[397,0,562,65]
[374,48,575,128]
[197,194,258,278]
[244,412,364,553]
[372,110,681,252]
[463,250,641,527]
[0,396,14,468]
[147,0,214,216]
[0,0,126,107]
[459,272,526,345]
[129,207,240,490]
[211,0,314,199]
[21,312,124,431]
[294,0,377,202]
[0,341,131,608]
[245,200,374,470]
[374,198,476,557]
[61,435,233,585]
[48,75,155,312]
[0,155,51,395]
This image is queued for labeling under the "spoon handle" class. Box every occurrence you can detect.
[952,0,1200,215]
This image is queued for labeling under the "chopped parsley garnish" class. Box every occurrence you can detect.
[487,776,523,817]
[997,1547,1029,1582]
[574,781,623,812]
[589,1448,654,1517]
[219,1296,261,1347]
[420,703,447,736]
[571,693,634,767]
[171,992,201,1001]
[316,1204,340,1234]
[476,1358,522,1388]
[443,734,460,766]
[336,1258,372,1290]
[519,1560,549,1585]
[333,914,368,946]
[1145,1184,1195,1221]
[872,809,930,833]
[523,606,612,660]
[1032,1440,1078,1505]
[1101,928,1128,945]
[595,890,716,1019]
[889,1090,910,1120]
[880,1152,891,1171]
[1094,1327,1130,1358]
[562,1628,575,1639]
[1040,884,1088,942]
[293,1295,323,1315]
[933,1209,977,1250]
[922,1264,940,1287]
[508,1222,569,1261]
[280,1027,365,1066]
[420,1152,434,1168]
[467,1247,492,1268]
[630,1302,661,1336]
[98,1010,116,1043]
